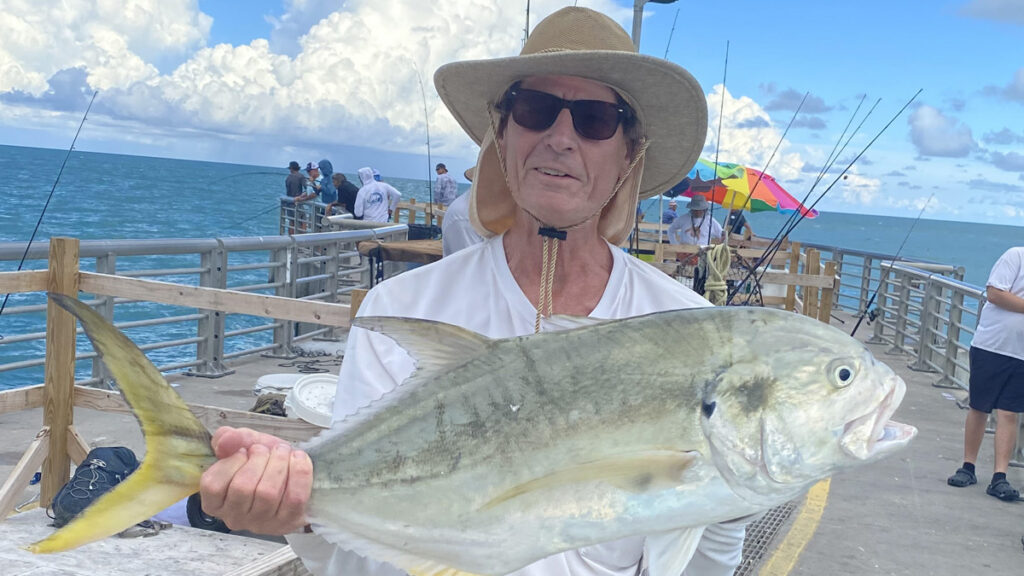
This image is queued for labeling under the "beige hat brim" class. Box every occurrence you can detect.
[434,50,707,200]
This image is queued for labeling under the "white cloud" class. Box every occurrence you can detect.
[0,0,211,93]
[908,105,975,158]
[703,85,805,182]
[0,0,633,161]
[835,172,881,205]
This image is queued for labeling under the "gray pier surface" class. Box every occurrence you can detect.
[2,313,1020,575]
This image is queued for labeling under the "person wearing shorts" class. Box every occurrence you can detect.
[948,247,1024,501]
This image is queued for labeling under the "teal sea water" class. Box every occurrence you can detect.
[1,144,1021,389]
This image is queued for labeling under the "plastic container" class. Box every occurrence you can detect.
[254,373,304,396]
[285,374,337,428]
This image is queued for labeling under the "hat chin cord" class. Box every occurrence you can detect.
[488,110,649,332]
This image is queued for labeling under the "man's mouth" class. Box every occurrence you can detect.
[537,167,570,178]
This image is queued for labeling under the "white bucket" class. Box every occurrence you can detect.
[285,374,337,428]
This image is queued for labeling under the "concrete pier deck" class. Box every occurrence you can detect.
[2,312,1020,575]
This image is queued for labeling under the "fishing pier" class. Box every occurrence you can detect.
[1,217,1020,575]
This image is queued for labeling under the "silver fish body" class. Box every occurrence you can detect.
[34,297,915,576]
[304,306,916,574]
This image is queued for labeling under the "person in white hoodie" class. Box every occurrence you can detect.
[354,166,401,223]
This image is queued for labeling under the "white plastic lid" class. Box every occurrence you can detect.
[285,374,337,428]
[254,373,304,396]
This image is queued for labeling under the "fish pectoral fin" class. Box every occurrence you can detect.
[481,450,698,510]
[26,460,200,553]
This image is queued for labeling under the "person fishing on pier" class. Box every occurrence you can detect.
[198,7,752,576]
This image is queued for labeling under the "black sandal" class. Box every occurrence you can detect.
[947,467,977,487]
[986,478,1020,502]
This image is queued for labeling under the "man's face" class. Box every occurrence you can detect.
[498,75,631,229]
[669,203,677,210]
[690,209,707,219]
[308,168,319,178]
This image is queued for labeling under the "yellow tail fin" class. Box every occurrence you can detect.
[28,294,215,553]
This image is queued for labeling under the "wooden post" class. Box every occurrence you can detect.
[804,249,821,319]
[784,242,801,312]
[42,237,80,505]
[350,289,368,324]
[0,427,50,518]
[818,261,837,324]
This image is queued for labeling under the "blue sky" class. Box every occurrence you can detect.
[1,0,1022,225]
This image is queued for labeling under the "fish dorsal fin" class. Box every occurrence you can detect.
[353,316,492,381]
[482,450,698,511]
[540,314,610,332]
[307,527,485,576]
[643,527,704,576]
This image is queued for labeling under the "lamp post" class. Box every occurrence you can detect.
[631,0,679,50]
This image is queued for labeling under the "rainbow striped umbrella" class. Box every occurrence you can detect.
[671,161,818,218]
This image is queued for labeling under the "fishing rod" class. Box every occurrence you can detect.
[0,91,98,340]
[212,170,288,184]
[726,89,922,305]
[741,96,876,280]
[850,193,934,337]
[663,9,680,59]
[705,41,729,246]
[413,64,435,229]
[730,96,888,302]
[229,202,284,228]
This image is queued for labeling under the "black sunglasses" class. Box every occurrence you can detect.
[501,86,633,141]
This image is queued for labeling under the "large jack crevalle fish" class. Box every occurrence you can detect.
[30,294,916,575]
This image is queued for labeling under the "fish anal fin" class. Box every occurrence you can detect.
[26,460,200,553]
[482,450,698,511]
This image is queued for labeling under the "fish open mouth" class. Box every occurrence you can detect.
[840,377,918,460]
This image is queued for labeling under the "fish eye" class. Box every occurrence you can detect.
[829,362,856,387]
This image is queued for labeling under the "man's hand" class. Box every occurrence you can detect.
[199,427,314,535]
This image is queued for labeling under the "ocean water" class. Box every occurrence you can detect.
[1,144,1020,390]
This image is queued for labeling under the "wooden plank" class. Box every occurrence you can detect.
[818,261,838,324]
[79,272,352,328]
[0,384,45,415]
[0,270,48,294]
[42,237,79,505]
[67,425,91,466]
[759,271,837,289]
[222,545,310,576]
[74,386,323,444]
[0,427,49,518]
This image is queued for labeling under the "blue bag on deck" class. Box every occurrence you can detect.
[48,446,139,528]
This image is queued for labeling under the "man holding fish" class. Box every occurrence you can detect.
[199,7,749,575]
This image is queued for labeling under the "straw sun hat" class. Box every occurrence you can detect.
[433,6,707,244]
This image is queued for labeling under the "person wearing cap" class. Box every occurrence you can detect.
[285,161,305,198]
[441,166,485,256]
[199,7,749,576]
[668,196,724,245]
[662,199,679,225]
[435,162,458,206]
[295,161,323,203]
